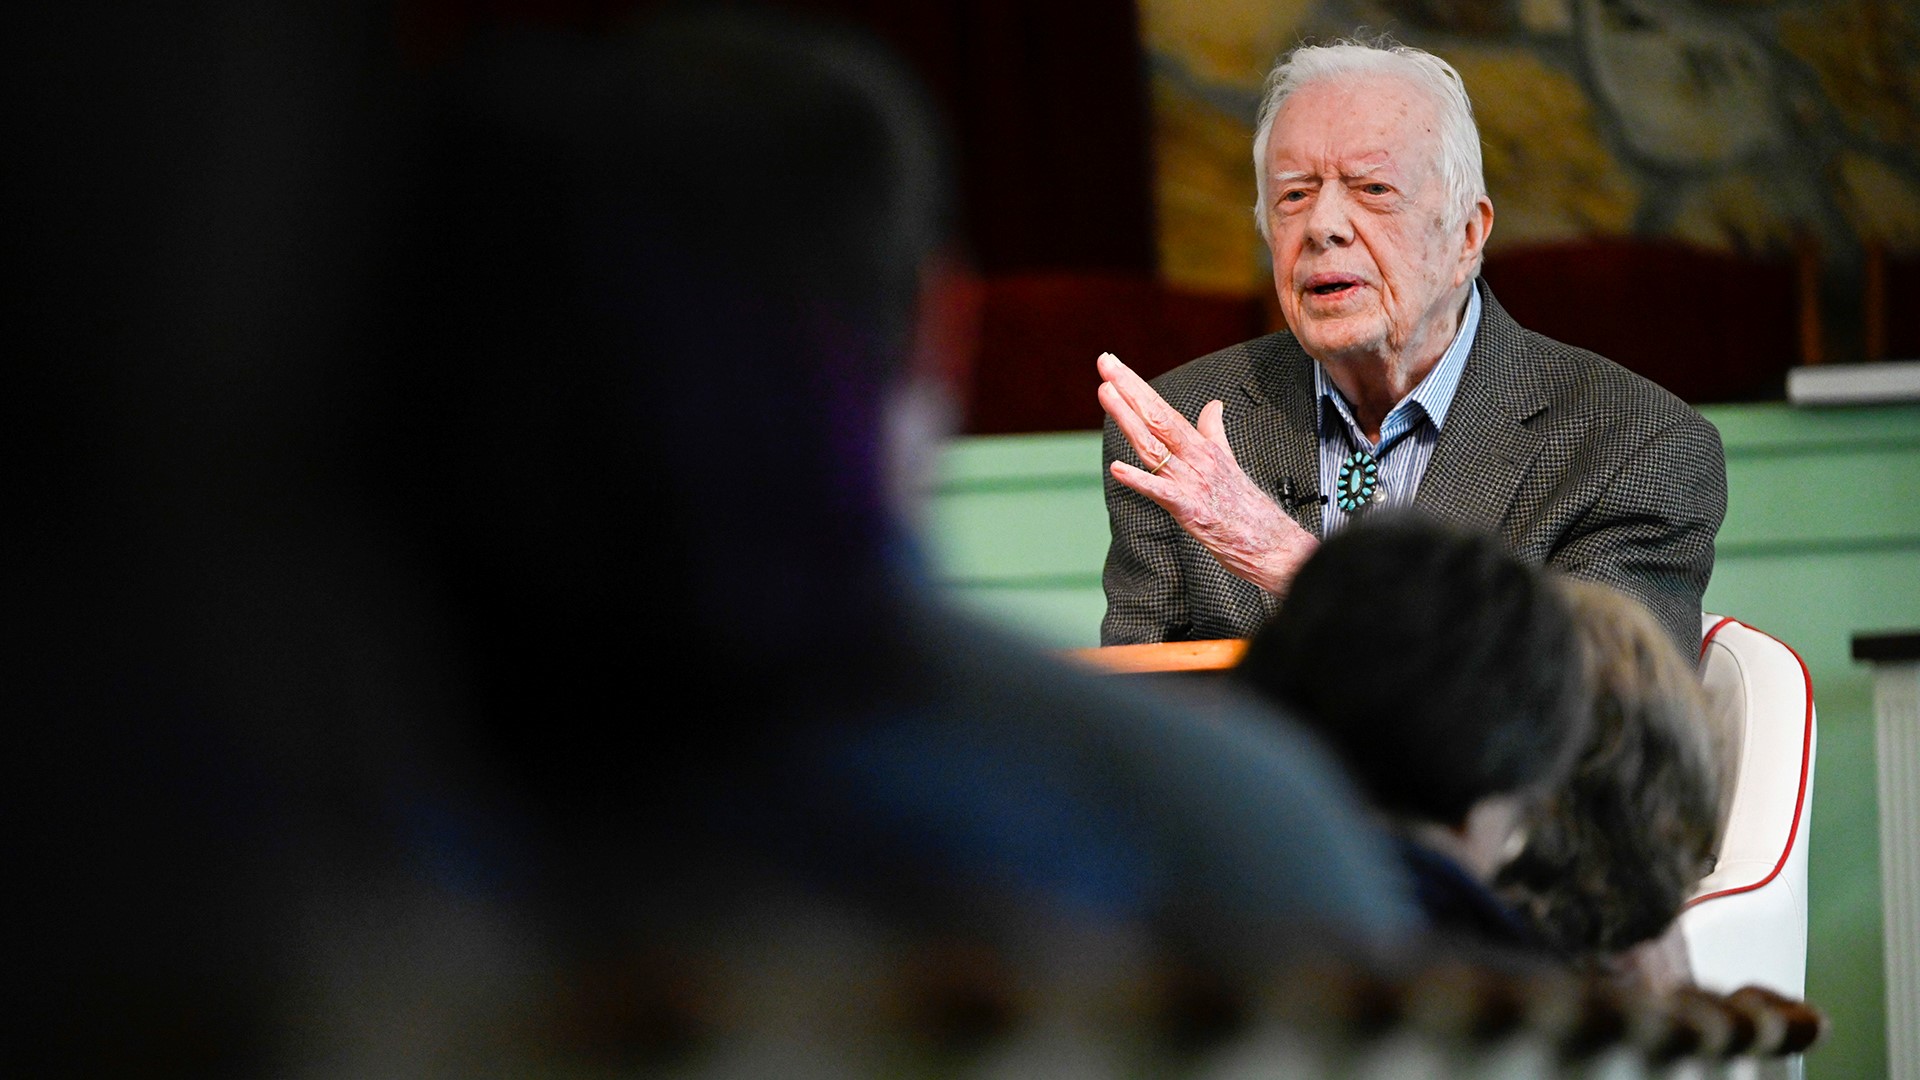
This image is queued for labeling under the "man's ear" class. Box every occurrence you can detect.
[908,247,983,423]
[1456,195,1494,286]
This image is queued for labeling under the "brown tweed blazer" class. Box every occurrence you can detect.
[1100,280,1728,659]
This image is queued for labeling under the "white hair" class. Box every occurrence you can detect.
[1250,36,1486,245]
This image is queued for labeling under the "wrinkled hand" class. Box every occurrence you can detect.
[1097,351,1317,594]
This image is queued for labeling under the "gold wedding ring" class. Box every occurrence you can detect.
[1147,448,1172,475]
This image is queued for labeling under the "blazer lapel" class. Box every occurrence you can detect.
[1415,282,1546,538]
[1243,334,1326,536]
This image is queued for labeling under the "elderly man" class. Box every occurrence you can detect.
[1098,36,1726,659]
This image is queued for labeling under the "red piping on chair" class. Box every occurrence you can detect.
[1683,616,1816,909]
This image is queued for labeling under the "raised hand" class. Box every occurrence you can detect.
[1097,351,1318,595]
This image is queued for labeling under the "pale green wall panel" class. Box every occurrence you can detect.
[1794,681,1890,1080]
[1706,402,1920,449]
[925,485,1109,581]
[1717,447,1920,551]
[946,586,1107,651]
[937,429,1104,483]
[1705,551,1920,675]
[930,429,1108,647]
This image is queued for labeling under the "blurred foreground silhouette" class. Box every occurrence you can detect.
[9,4,1433,1074]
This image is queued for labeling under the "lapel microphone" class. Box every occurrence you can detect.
[1279,478,1326,509]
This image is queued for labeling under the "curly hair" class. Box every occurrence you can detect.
[1495,577,1725,958]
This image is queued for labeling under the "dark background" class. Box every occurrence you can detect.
[19,0,1915,449]
[285,0,1920,432]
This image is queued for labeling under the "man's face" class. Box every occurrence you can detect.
[1262,75,1489,370]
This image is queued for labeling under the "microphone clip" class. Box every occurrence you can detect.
[1279,478,1326,509]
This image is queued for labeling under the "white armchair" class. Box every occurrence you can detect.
[1681,614,1818,1000]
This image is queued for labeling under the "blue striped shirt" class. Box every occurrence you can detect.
[1315,285,1481,536]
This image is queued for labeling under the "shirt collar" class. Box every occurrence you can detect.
[1313,282,1481,443]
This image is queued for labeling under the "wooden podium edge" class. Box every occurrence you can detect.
[1062,639,1248,675]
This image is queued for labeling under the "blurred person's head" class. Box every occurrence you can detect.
[380,5,962,583]
[360,7,973,798]
[1496,577,1725,960]
[1234,512,1589,878]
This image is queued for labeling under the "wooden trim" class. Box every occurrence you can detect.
[1063,638,1247,674]
[1797,231,1824,366]
[1866,239,1887,362]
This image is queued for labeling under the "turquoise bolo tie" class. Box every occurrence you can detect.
[1334,450,1383,512]
[1334,425,1417,513]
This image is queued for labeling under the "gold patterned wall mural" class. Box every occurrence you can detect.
[1140,0,1920,300]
